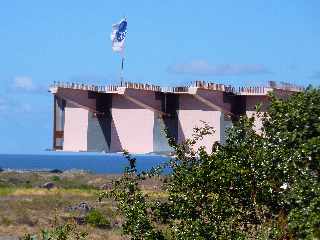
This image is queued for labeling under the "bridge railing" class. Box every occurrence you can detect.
[192,80,236,93]
[50,80,303,95]
[51,81,116,92]
[120,81,161,91]
[238,86,270,95]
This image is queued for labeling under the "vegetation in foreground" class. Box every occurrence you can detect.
[0,171,163,239]
[1,87,319,239]
[103,87,320,239]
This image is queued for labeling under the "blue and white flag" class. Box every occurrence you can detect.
[110,18,127,53]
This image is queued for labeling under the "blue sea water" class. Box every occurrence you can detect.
[0,152,170,174]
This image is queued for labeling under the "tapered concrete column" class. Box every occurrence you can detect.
[53,95,65,150]
[176,88,235,152]
[63,102,89,151]
[177,94,220,152]
[110,95,155,153]
[245,95,269,134]
[110,88,166,153]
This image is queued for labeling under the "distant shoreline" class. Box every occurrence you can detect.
[0,153,170,174]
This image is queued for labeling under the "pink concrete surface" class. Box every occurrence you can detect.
[273,89,298,99]
[58,89,97,151]
[63,102,89,151]
[111,108,155,153]
[196,89,233,112]
[110,94,158,153]
[178,92,223,151]
[178,109,222,152]
[245,95,269,134]
[179,94,210,111]
[53,84,298,154]
[56,88,96,110]
[177,92,234,151]
[123,88,162,110]
[245,95,269,111]
[246,111,264,134]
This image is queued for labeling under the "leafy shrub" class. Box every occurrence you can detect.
[85,209,110,228]
[51,175,61,182]
[103,87,320,239]
[1,216,13,226]
[22,223,88,240]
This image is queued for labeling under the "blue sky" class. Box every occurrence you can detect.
[0,0,319,153]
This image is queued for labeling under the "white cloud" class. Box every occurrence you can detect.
[13,76,36,91]
[168,60,272,76]
[11,76,46,93]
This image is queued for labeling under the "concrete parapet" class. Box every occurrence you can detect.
[50,80,303,96]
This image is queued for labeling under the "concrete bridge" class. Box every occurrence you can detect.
[49,80,301,153]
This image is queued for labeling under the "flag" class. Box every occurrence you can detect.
[110,18,127,53]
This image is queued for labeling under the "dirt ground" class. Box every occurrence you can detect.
[0,171,164,239]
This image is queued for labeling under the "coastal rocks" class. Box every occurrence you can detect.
[49,169,63,173]
[78,202,93,213]
[100,182,113,190]
[64,202,93,225]
[65,202,93,214]
[41,182,55,190]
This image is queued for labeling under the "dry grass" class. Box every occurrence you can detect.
[0,171,164,239]
[11,187,97,197]
[0,188,122,239]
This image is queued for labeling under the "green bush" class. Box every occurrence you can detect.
[104,87,320,239]
[51,175,61,182]
[22,223,88,240]
[85,209,110,228]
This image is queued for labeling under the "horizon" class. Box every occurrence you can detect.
[0,0,319,153]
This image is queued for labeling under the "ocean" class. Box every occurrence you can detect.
[0,152,170,174]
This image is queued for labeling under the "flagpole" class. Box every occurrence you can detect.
[121,16,126,84]
[120,54,124,83]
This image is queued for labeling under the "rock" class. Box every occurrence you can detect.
[73,216,86,225]
[64,202,93,225]
[77,202,92,214]
[65,202,93,214]
[41,182,55,190]
[100,183,113,190]
[60,216,86,225]
[50,169,63,173]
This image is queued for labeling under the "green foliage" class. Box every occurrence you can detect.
[103,88,320,239]
[100,150,165,239]
[22,223,88,240]
[51,175,61,182]
[85,209,110,228]
[164,117,268,239]
[263,87,320,239]
[22,234,37,240]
